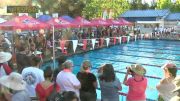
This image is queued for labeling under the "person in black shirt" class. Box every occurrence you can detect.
[77,60,97,101]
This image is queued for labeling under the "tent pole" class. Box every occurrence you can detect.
[52,25,56,71]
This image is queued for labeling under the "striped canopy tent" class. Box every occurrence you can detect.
[60,15,74,22]
[106,19,123,26]
[47,17,74,28]
[118,18,133,26]
[37,15,52,22]
[0,18,6,23]
[91,18,111,26]
[0,15,49,30]
[72,16,93,27]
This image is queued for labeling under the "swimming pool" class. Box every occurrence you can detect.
[43,40,180,100]
[70,40,180,100]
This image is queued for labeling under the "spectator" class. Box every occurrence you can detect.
[0,72,31,101]
[123,64,147,101]
[36,66,60,101]
[77,60,97,101]
[170,76,180,101]
[21,56,45,97]
[156,62,177,101]
[63,91,79,101]
[53,55,67,80]
[56,60,81,97]
[98,64,122,101]
[0,52,12,78]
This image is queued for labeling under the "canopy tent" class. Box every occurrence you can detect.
[0,18,6,23]
[60,15,74,22]
[91,18,111,26]
[0,15,49,30]
[72,16,92,27]
[106,19,123,26]
[118,18,133,26]
[47,18,74,28]
[37,15,52,22]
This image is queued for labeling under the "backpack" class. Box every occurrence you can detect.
[46,83,64,101]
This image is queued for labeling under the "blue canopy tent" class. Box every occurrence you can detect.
[60,15,74,22]
[37,15,52,22]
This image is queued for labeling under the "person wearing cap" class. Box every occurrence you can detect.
[56,60,81,97]
[0,72,31,101]
[170,76,180,101]
[77,60,97,101]
[0,52,12,78]
[98,64,122,101]
[156,62,177,101]
[123,64,147,101]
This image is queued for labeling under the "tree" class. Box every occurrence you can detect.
[171,0,180,12]
[156,0,172,9]
[82,0,130,19]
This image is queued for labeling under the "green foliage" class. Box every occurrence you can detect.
[156,0,180,12]
[82,0,130,19]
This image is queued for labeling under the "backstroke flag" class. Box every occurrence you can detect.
[135,35,137,41]
[91,39,96,49]
[106,38,110,47]
[72,40,78,53]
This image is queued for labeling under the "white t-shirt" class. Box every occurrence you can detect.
[0,65,6,78]
[56,71,81,97]
[21,67,45,97]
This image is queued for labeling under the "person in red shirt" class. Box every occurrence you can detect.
[123,64,147,101]
[36,66,60,101]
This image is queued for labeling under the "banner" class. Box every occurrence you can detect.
[52,13,58,18]
[135,35,137,41]
[72,40,78,53]
[83,39,87,50]
[118,37,122,44]
[113,37,116,45]
[19,13,28,16]
[127,36,130,43]
[141,34,144,40]
[36,12,43,18]
[106,38,110,47]
[91,39,96,49]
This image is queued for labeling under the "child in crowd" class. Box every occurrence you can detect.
[77,60,97,101]
[36,66,60,101]
[123,64,147,101]
[98,64,122,101]
[156,62,177,101]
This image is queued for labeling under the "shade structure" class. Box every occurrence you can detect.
[72,16,93,27]
[60,15,74,22]
[37,15,52,22]
[0,18,6,23]
[0,15,49,30]
[91,18,111,26]
[118,18,133,26]
[106,19,123,26]
[47,18,74,28]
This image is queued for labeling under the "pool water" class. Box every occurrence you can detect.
[43,40,180,100]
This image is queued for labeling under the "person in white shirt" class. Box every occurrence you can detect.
[56,60,81,97]
[21,56,45,97]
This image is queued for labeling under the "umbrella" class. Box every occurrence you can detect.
[0,15,49,30]
[37,15,52,22]
[72,16,92,27]
[91,18,111,26]
[118,18,133,26]
[60,15,74,22]
[106,19,123,26]
[47,18,74,28]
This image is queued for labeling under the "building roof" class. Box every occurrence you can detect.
[121,9,170,18]
[165,13,180,21]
